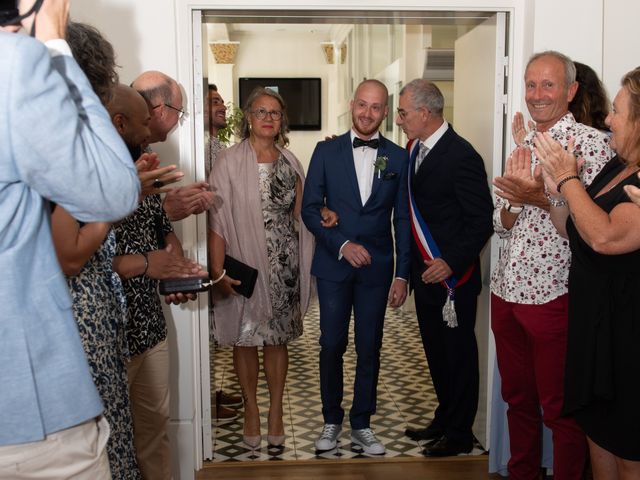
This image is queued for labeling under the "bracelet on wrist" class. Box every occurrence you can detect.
[546,193,567,208]
[505,201,524,214]
[556,175,580,193]
[141,252,149,276]
[211,269,226,285]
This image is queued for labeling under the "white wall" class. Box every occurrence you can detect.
[532,0,603,71]
[210,30,333,169]
[602,0,640,99]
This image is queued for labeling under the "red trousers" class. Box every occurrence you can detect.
[491,294,586,480]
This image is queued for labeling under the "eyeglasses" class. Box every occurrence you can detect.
[251,108,283,121]
[396,107,431,120]
[396,108,423,120]
[153,103,188,122]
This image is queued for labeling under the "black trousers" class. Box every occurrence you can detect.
[412,272,479,443]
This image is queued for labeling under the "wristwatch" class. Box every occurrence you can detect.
[505,201,524,214]
[546,194,567,208]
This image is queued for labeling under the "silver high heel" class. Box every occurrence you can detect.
[242,434,262,449]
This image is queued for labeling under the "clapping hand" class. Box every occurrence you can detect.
[163,182,216,221]
[136,153,184,197]
[511,111,536,146]
[534,133,583,190]
[146,244,204,280]
[493,146,547,208]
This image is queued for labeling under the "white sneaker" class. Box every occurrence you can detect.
[351,428,386,455]
[315,424,342,451]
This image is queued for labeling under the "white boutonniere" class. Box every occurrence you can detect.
[374,155,388,179]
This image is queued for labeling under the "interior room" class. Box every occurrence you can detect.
[200,8,506,468]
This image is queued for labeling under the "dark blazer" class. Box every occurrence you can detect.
[302,132,411,285]
[411,126,494,303]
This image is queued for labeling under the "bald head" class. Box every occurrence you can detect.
[132,70,183,143]
[107,84,151,152]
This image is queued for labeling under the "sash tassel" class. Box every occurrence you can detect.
[407,139,474,328]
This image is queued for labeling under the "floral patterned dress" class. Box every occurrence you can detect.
[236,155,302,345]
[67,229,141,480]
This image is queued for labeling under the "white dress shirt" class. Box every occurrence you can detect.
[350,129,379,205]
[415,120,449,172]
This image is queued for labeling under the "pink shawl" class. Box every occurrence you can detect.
[207,139,314,346]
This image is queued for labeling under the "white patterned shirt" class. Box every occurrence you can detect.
[490,113,612,304]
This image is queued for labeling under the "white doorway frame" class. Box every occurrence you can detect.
[174,0,532,476]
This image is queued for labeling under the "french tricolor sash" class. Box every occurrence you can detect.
[407,139,474,327]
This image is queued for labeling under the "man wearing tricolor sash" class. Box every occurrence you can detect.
[399,79,493,457]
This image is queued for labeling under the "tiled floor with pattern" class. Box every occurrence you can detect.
[208,301,484,462]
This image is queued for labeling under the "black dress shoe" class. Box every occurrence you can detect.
[405,424,443,441]
[422,436,473,457]
[422,435,443,448]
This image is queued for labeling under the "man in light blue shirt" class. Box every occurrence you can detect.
[0,1,139,478]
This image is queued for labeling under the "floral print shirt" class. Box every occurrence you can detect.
[490,113,612,304]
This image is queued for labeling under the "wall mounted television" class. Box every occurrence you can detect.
[238,77,321,131]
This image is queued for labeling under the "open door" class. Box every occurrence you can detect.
[452,12,507,448]
[190,9,214,462]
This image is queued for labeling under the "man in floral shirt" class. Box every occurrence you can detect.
[491,51,612,480]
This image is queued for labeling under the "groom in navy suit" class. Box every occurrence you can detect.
[302,79,410,455]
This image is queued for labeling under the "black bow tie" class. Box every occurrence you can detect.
[353,137,379,149]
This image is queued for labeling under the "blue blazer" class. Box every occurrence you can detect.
[302,132,410,285]
[0,33,140,446]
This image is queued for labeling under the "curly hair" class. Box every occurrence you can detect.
[569,62,610,131]
[238,87,290,147]
[66,22,119,105]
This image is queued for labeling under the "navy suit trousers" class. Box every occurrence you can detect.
[317,274,391,429]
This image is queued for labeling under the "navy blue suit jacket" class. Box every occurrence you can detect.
[302,132,410,285]
[410,126,494,304]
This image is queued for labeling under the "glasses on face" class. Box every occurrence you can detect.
[153,103,188,123]
[251,108,283,121]
[396,108,422,120]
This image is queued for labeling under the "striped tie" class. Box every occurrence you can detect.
[415,142,429,172]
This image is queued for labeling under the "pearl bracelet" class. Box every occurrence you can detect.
[211,269,226,284]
